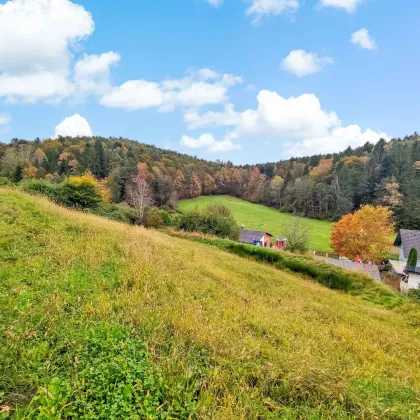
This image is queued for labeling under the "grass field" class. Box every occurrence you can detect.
[178,196,333,252]
[1,188,420,418]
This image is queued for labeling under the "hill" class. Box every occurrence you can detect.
[178,195,333,252]
[1,188,420,418]
[1,133,420,232]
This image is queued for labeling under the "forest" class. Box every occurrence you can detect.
[1,133,419,229]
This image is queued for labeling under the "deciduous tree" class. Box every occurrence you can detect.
[331,205,394,263]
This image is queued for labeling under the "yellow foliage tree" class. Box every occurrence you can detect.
[330,205,394,263]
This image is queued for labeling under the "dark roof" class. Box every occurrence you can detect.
[239,229,273,244]
[394,229,420,259]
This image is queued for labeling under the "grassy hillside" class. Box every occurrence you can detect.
[178,196,333,252]
[1,189,420,418]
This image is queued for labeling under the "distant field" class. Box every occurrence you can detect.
[178,195,333,252]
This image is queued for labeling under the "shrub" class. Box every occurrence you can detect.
[407,248,418,267]
[20,179,57,199]
[55,173,102,209]
[144,210,164,229]
[179,204,240,240]
[0,177,12,186]
[94,202,138,224]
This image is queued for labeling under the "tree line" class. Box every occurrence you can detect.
[1,133,420,229]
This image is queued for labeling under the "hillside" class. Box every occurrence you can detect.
[1,133,420,231]
[1,189,420,418]
[178,195,333,252]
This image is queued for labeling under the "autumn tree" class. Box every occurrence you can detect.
[330,205,394,263]
[269,176,284,208]
[282,219,309,254]
[126,163,154,222]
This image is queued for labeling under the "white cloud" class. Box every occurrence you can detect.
[206,0,223,7]
[184,89,386,157]
[101,69,242,112]
[100,80,163,110]
[235,90,340,139]
[246,0,299,24]
[0,0,94,102]
[246,84,257,92]
[180,132,241,153]
[281,50,333,77]
[288,125,388,156]
[74,52,120,96]
[0,114,11,126]
[351,29,377,50]
[184,104,241,130]
[319,0,363,13]
[54,114,93,138]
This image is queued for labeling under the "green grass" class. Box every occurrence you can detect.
[2,188,420,418]
[178,196,333,252]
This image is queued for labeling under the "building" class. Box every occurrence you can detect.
[392,229,420,291]
[239,227,273,248]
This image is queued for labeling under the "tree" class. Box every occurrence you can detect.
[282,219,309,254]
[331,205,394,263]
[407,248,418,268]
[126,167,154,223]
[269,176,284,208]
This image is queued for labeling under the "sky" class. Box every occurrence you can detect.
[0,0,419,164]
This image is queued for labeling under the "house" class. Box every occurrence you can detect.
[239,227,273,248]
[392,229,420,291]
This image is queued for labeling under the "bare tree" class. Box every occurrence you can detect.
[126,174,154,223]
[283,219,309,254]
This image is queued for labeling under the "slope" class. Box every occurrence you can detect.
[178,195,333,252]
[1,189,420,419]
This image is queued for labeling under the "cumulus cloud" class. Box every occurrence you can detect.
[288,125,388,157]
[184,104,241,130]
[235,91,340,139]
[246,0,299,23]
[54,114,93,138]
[101,69,243,112]
[351,29,377,50]
[281,50,334,77]
[185,89,386,157]
[0,0,94,102]
[180,133,241,153]
[319,0,363,13]
[74,52,120,96]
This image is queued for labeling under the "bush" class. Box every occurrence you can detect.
[20,179,58,199]
[144,210,164,228]
[20,173,103,210]
[55,173,102,209]
[0,177,12,187]
[94,202,138,224]
[179,204,240,240]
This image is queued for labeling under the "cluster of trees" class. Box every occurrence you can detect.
[1,133,420,228]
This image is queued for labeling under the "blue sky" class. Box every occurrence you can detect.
[0,0,419,164]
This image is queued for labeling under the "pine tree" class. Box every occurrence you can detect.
[407,248,418,267]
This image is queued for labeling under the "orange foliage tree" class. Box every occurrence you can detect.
[330,205,394,263]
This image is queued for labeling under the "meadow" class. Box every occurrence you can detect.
[1,188,420,418]
[178,195,333,252]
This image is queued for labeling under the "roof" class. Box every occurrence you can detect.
[315,257,382,282]
[239,229,273,244]
[394,229,420,259]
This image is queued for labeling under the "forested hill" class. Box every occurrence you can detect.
[1,133,420,228]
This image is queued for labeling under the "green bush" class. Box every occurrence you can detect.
[179,204,240,240]
[144,210,164,228]
[20,179,58,199]
[0,177,12,186]
[94,202,138,224]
